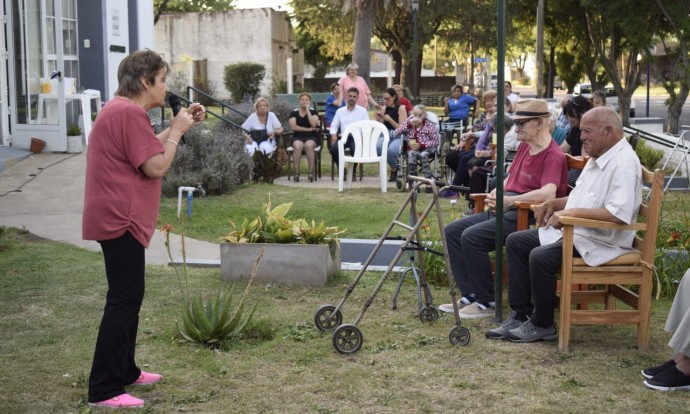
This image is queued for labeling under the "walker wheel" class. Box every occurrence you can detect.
[419,306,439,323]
[449,326,471,346]
[314,304,343,332]
[332,324,363,354]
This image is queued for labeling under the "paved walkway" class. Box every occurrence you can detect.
[0,150,385,265]
[0,151,221,265]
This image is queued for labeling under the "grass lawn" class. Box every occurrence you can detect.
[1,225,689,413]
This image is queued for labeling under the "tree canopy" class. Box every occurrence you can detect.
[154,0,235,24]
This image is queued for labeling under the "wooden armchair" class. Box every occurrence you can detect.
[557,166,663,352]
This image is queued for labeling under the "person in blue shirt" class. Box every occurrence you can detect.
[443,84,477,144]
[324,82,345,128]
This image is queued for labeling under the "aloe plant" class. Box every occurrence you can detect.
[162,222,263,347]
[179,287,257,345]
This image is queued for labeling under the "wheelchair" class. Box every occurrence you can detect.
[395,116,443,192]
[436,119,464,181]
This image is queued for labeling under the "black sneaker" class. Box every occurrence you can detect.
[506,320,557,342]
[389,170,397,182]
[641,359,676,380]
[643,366,690,391]
[485,311,527,340]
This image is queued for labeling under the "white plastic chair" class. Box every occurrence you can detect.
[338,120,389,192]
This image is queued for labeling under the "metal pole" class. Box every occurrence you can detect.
[494,0,506,322]
[412,7,419,103]
[646,61,650,117]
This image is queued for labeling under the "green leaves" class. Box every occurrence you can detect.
[178,282,259,346]
[223,196,345,245]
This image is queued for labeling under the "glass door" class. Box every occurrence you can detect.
[8,0,78,152]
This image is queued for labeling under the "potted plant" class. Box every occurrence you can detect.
[66,123,82,153]
[221,197,345,285]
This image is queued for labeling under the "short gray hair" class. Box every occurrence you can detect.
[345,63,359,74]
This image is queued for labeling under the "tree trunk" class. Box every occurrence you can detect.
[667,85,689,134]
[353,0,375,84]
[391,49,402,86]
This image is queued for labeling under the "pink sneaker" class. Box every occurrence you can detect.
[133,370,162,385]
[89,393,144,408]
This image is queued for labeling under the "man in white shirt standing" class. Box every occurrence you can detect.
[487,106,642,343]
[329,87,370,167]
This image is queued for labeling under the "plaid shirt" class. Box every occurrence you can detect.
[556,112,572,133]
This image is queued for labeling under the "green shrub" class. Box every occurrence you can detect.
[635,139,665,171]
[517,76,531,86]
[224,62,266,103]
[66,124,81,136]
[163,123,252,196]
[653,196,690,298]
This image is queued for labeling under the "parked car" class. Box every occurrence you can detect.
[573,83,636,117]
[554,76,563,90]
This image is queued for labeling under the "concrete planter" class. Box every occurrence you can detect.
[67,135,82,153]
[220,242,340,285]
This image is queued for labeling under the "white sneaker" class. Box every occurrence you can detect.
[438,296,474,313]
[457,302,495,319]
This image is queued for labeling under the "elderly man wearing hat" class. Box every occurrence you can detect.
[439,99,569,319]
[494,106,642,342]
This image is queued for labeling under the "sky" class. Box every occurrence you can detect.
[233,0,291,12]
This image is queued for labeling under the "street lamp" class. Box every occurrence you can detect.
[411,0,419,104]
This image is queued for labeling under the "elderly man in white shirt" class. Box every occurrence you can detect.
[486,106,643,343]
[329,87,370,167]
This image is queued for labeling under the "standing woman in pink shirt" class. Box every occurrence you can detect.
[338,63,379,109]
[82,50,205,408]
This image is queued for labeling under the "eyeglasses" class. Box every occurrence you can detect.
[567,98,582,109]
[383,96,392,101]
[514,119,533,129]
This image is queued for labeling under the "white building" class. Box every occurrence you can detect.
[154,8,304,100]
[1,0,153,152]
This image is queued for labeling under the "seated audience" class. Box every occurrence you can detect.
[393,84,413,113]
[242,97,283,157]
[443,84,478,143]
[491,107,641,341]
[444,90,497,192]
[324,83,345,128]
[548,109,567,145]
[560,95,592,187]
[504,81,520,112]
[556,95,572,134]
[438,100,568,318]
[329,87,369,168]
[394,104,439,191]
[590,90,607,108]
[288,93,320,182]
[642,268,690,391]
[375,88,408,182]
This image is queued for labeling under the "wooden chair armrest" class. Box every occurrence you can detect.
[557,216,647,231]
[515,200,542,230]
[514,200,541,209]
[470,193,487,214]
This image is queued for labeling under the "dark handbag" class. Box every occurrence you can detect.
[250,129,269,144]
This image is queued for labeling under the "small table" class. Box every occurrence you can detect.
[37,91,102,143]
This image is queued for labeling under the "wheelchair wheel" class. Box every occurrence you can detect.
[438,138,451,180]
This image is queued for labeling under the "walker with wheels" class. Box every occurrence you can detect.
[313,176,471,354]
